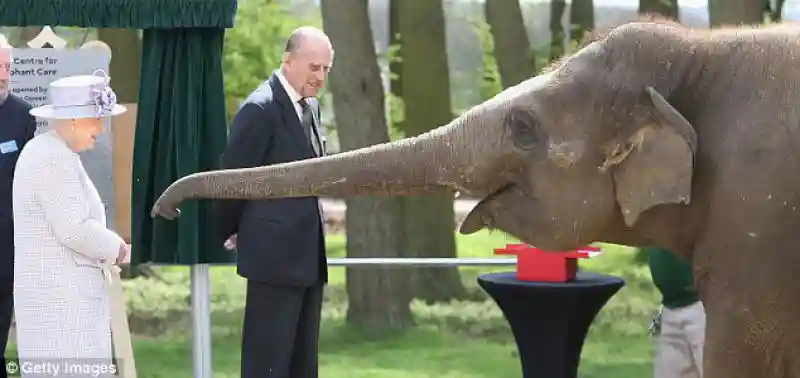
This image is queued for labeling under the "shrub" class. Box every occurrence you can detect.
[123,275,190,336]
[123,245,659,340]
[222,0,321,120]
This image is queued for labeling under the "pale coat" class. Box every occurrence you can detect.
[12,130,123,374]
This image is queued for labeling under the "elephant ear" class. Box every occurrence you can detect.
[601,86,697,226]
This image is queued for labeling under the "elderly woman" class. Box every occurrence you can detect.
[12,70,128,372]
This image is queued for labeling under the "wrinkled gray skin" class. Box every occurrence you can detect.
[152,20,800,377]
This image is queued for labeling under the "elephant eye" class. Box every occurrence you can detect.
[507,108,547,151]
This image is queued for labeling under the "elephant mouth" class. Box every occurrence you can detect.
[459,183,517,234]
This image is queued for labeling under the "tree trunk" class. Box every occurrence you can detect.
[708,0,763,27]
[638,0,679,20]
[569,0,594,47]
[397,0,467,303]
[320,0,414,330]
[97,29,141,103]
[550,0,567,61]
[485,0,536,89]
[10,27,42,47]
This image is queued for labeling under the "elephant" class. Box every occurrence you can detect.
[151,19,800,378]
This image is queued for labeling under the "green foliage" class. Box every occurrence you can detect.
[580,245,660,336]
[123,274,191,336]
[122,234,658,341]
[385,92,406,141]
[382,42,406,141]
[221,0,321,120]
[117,232,657,376]
[51,316,650,377]
[468,20,503,102]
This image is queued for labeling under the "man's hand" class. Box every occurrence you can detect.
[224,234,238,251]
[116,243,131,265]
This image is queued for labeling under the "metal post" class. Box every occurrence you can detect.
[184,257,518,377]
[190,264,212,378]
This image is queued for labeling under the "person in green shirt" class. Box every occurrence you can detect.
[646,247,706,378]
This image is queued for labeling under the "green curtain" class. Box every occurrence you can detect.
[0,0,236,28]
[0,0,236,266]
[130,28,232,265]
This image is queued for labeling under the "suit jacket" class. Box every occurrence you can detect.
[0,94,36,283]
[12,130,123,361]
[214,72,327,286]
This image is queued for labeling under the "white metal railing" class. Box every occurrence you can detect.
[190,257,519,378]
[326,257,517,266]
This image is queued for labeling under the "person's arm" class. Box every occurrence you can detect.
[35,154,123,262]
[213,102,275,240]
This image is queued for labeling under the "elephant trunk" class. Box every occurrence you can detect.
[161,122,492,202]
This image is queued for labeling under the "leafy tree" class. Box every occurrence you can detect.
[221,0,321,121]
[484,0,535,90]
[471,21,503,102]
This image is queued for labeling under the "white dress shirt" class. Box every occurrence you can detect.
[275,68,305,122]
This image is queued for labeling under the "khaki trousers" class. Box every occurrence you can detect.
[653,301,706,378]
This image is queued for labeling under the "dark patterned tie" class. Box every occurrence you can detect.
[299,99,325,224]
[299,99,321,156]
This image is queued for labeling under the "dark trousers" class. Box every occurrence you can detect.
[0,279,13,378]
[240,280,323,378]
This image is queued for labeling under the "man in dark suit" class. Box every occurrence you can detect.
[213,27,332,378]
[0,49,36,378]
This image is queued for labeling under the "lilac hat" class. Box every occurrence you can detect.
[29,69,126,120]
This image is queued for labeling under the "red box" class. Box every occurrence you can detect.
[494,244,602,282]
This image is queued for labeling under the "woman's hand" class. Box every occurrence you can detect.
[116,243,130,265]
[224,234,237,251]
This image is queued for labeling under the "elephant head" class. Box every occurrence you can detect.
[152,20,698,251]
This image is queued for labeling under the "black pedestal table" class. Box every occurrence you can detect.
[478,272,625,378]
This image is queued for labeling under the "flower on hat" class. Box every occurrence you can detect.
[90,69,118,117]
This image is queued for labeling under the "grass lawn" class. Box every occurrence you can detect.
[7,231,658,377]
[111,320,652,378]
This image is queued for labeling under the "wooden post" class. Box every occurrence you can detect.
[106,268,137,378]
